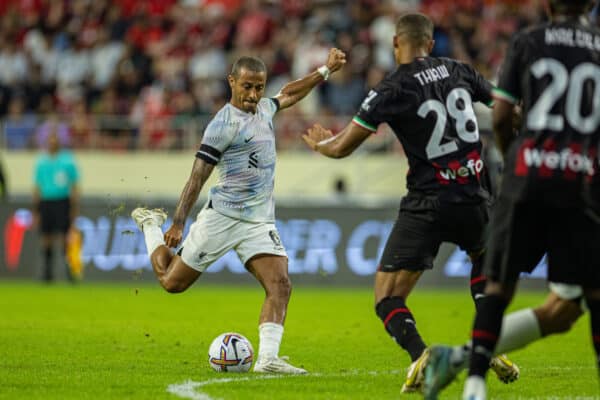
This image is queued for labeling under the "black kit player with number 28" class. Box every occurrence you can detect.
[301,12,519,393]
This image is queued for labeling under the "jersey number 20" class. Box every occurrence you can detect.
[417,88,479,160]
[528,59,600,134]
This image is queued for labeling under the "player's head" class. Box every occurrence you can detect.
[46,131,61,154]
[547,0,594,16]
[393,13,435,62]
[228,56,267,114]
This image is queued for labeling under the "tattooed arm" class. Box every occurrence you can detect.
[164,158,214,247]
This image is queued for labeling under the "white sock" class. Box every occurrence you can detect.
[450,345,469,369]
[257,322,284,361]
[463,375,487,400]
[495,308,541,354]
[143,223,165,256]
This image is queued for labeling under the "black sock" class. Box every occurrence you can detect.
[469,252,487,312]
[587,299,600,376]
[468,294,508,378]
[376,296,426,362]
[43,247,53,281]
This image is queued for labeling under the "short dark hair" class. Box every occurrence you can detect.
[231,56,267,77]
[549,0,593,14]
[395,13,434,47]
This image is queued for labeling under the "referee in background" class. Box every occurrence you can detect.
[33,131,80,282]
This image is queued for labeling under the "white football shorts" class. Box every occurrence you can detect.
[179,208,287,272]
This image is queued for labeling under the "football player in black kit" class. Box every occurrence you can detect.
[423,0,600,399]
[302,12,519,393]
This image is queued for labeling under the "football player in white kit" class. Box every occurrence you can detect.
[132,48,346,374]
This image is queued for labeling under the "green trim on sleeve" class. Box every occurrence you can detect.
[352,116,377,132]
[492,87,519,105]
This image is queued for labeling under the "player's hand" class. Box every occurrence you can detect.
[302,124,334,151]
[325,48,346,73]
[164,224,183,248]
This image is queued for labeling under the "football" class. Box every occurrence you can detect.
[208,332,254,372]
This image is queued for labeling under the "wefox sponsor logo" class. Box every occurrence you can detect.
[515,139,597,178]
[434,151,484,184]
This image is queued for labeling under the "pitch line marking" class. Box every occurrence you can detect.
[166,370,401,400]
[167,376,283,400]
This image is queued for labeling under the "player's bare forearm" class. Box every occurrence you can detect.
[314,133,350,159]
[276,48,346,110]
[276,72,326,110]
[303,122,371,159]
[172,159,214,226]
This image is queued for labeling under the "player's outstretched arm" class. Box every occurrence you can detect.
[302,121,372,159]
[274,48,346,110]
[164,159,214,247]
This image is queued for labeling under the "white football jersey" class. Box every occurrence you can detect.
[196,98,279,223]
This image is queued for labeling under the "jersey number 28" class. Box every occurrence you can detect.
[417,88,479,159]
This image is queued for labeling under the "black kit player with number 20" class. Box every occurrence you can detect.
[456,0,600,398]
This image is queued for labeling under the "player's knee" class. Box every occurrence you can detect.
[537,299,583,335]
[161,278,188,294]
[544,312,578,334]
[267,275,292,300]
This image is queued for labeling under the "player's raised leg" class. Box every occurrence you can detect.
[131,207,201,292]
[246,254,306,374]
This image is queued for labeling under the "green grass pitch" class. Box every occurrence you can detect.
[0,281,598,399]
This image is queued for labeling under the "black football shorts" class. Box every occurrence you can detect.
[39,198,71,234]
[484,196,600,288]
[378,193,489,272]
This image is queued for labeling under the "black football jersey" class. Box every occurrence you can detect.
[355,57,493,203]
[494,18,600,210]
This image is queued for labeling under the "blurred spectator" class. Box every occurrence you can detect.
[0,38,28,88]
[234,0,274,49]
[188,37,227,82]
[4,97,37,149]
[35,113,71,149]
[32,131,80,282]
[130,85,174,150]
[22,64,55,112]
[0,0,546,152]
[89,27,125,96]
[92,88,133,150]
[69,100,97,149]
[322,68,366,115]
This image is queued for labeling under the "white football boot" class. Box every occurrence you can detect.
[131,207,167,231]
[253,356,307,374]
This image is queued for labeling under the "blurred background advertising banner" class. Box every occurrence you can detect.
[1,199,547,286]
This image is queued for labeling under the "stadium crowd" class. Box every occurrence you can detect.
[0,0,544,151]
